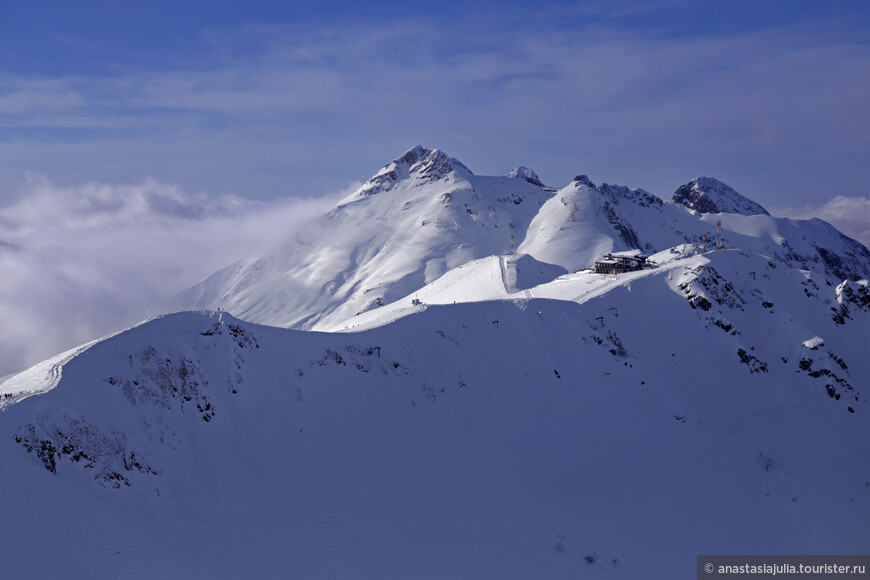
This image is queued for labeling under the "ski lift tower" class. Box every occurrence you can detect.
[716,220,723,250]
[509,221,515,255]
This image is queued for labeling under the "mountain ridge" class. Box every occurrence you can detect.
[179,146,870,333]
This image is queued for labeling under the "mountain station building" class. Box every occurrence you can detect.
[594,250,649,274]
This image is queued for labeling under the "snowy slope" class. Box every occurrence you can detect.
[2,247,869,578]
[517,177,617,271]
[518,175,673,271]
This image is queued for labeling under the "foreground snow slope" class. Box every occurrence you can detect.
[3,246,868,579]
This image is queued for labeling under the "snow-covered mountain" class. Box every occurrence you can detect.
[179,146,552,330]
[181,146,870,331]
[2,146,870,578]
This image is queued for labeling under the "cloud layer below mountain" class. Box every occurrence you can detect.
[0,176,346,378]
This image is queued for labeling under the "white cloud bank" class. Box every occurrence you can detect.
[0,176,347,378]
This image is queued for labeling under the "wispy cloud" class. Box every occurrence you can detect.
[1,11,868,205]
[0,78,85,116]
[0,176,348,378]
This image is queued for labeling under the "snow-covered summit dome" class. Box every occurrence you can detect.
[350,146,472,199]
[672,177,769,216]
[398,145,471,178]
[507,166,544,187]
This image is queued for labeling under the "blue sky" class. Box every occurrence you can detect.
[1,0,869,208]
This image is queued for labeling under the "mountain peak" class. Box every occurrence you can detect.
[672,177,769,216]
[506,166,544,187]
[351,146,472,199]
[573,175,596,188]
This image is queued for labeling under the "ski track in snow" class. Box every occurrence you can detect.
[0,318,157,409]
